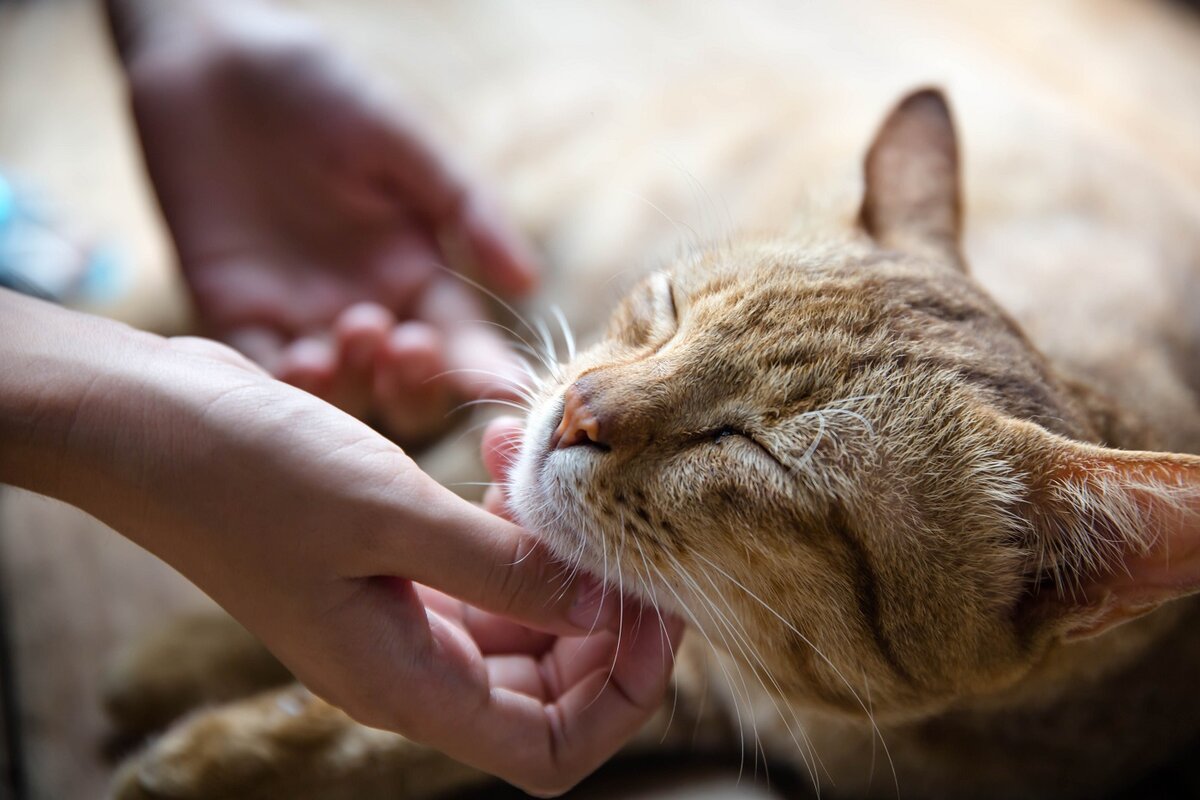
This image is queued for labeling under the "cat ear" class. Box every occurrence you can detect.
[859,88,963,265]
[1018,425,1200,641]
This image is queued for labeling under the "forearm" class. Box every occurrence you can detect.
[0,290,152,507]
[0,290,253,564]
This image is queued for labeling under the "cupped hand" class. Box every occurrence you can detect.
[120,0,536,444]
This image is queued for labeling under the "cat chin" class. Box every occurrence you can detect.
[510,388,689,614]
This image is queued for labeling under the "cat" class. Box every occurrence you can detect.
[103,87,1200,800]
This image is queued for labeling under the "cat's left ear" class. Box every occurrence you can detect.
[1015,422,1200,641]
[859,88,963,267]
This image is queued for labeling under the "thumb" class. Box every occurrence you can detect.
[364,477,615,637]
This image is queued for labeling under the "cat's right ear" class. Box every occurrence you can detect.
[859,88,963,266]
[1010,420,1200,642]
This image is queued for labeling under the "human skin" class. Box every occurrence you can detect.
[0,288,681,795]
[105,0,539,444]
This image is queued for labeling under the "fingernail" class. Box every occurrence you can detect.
[568,575,616,631]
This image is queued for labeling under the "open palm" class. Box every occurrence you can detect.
[127,11,536,444]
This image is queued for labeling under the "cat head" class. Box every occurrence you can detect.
[508,89,1200,720]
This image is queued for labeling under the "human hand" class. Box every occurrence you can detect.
[111,0,537,445]
[0,291,680,795]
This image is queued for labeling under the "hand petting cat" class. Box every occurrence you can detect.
[0,289,681,796]
[106,0,536,445]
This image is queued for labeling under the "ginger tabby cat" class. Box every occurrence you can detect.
[103,86,1200,799]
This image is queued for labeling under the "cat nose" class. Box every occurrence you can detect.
[551,385,605,449]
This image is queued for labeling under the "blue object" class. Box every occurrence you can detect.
[0,170,131,306]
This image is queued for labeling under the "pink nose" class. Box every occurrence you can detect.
[551,386,603,449]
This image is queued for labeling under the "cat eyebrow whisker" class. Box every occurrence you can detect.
[792,412,828,474]
[532,314,560,370]
[626,190,705,257]
[549,304,577,363]
[819,408,877,440]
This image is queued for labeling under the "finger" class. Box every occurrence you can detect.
[482,484,508,518]
[323,583,674,795]
[353,479,615,637]
[324,303,395,417]
[486,655,547,700]
[481,416,525,484]
[334,302,394,371]
[276,335,337,399]
[529,609,684,786]
[370,231,440,315]
[415,276,530,402]
[225,326,287,374]
[372,321,454,443]
[369,110,540,297]
[415,586,557,656]
[445,192,541,298]
[469,606,683,795]
[550,596,664,687]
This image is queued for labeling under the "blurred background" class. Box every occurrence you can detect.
[2,1,1200,798]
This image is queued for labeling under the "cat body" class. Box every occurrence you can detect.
[106,2,1200,797]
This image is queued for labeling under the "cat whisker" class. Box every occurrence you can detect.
[547,523,590,607]
[629,535,681,742]
[638,551,752,782]
[425,368,539,406]
[863,669,878,793]
[689,560,827,791]
[431,263,549,351]
[818,408,877,439]
[578,528,627,714]
[667,551,825,794]
[466,319,553,374]
[674,570,771,785]
[690,551,900,799]
[446,398,531,417]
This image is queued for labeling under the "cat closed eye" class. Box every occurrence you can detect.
[711,426,743,443]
